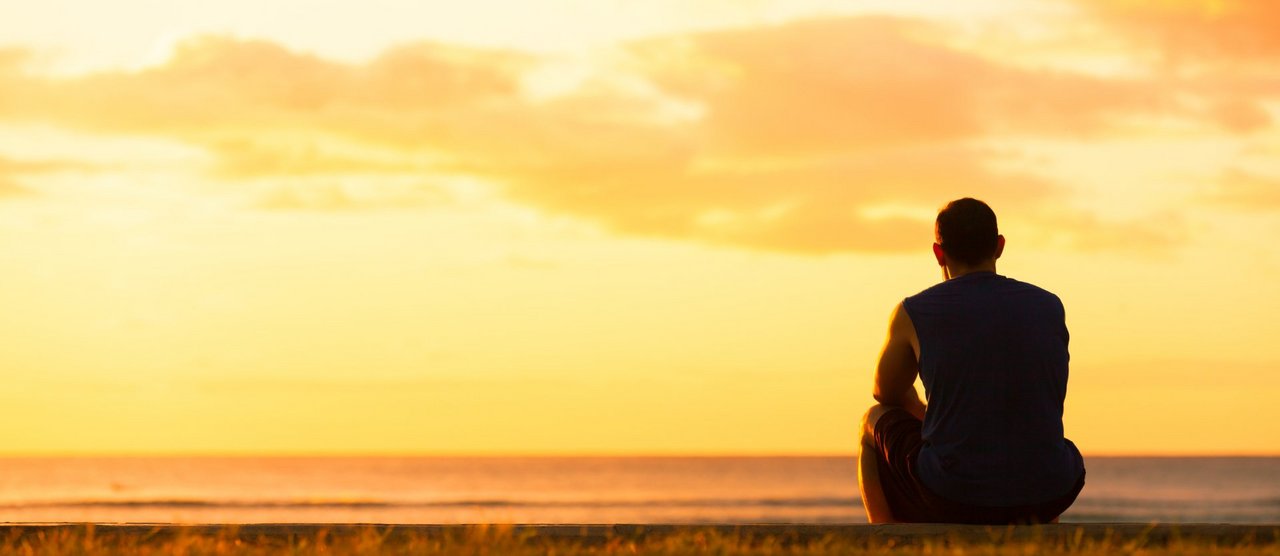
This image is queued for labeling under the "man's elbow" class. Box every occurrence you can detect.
[872,388,898,406]
[873,383,917,408]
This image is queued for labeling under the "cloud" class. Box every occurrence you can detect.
[0,179,33,198]
[1208,98,1272,134]
[251,182,362,211]
[632,17,1165,154]
[0,154,97,174]
[0,36,528,141]
[206,138,421,178]
[249,180,452,211]
[1076,1,1280,62]
[0,154,101,199]
[464,17,1167,252]
[1030,210,1188,253]
[0,22,1188,253]
[1208,168,1280,210]
[1072,1,1279,135]
[481,141,1063,253]
[0,48,28,74]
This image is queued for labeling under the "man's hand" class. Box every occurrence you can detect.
[903,386,927,421]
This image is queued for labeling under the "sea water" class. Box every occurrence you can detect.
[0,457,1274,524]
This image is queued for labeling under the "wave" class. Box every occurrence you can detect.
[0,496,861,511]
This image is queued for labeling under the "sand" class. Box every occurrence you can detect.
[2,522,1276,546]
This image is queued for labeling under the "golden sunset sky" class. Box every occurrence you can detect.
[1,0,1277,455]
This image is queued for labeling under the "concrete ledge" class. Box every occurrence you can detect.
[1,523,1277,547]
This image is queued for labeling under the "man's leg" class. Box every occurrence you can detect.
[858,404,898,524]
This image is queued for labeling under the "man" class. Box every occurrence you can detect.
[858,198,1085,524]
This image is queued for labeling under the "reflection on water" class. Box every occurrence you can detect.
[0,456,1274,523]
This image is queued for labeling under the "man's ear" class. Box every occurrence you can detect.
[932,243,947,267]
[994,235,1006,260]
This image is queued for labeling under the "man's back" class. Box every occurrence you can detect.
[903,271,1084,507]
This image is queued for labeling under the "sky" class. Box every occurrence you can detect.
[0,0,1277,456]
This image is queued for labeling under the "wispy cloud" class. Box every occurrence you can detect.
[1029,210,1189,253]
[0,16,1228,252]
[0,37,527,137]
[0,155,98,174]
[1073,0,1278,137]
[474,17,1174,252]
[634,17,1166,151]
[206,138,423,178]
[0,179,33,198]
[0,154,102,199]
[1077,1,1280,63]
[1208,168,1280,210]
[249,180,453,211]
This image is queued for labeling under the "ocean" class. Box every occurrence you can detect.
[0,457,1275,524]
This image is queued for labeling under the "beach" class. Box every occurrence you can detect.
[3,457,1275,553]
[2,456,1276,524]
[4,456,1272,553]
[1,523,1277,555]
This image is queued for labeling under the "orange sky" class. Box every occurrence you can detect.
[0,0,1277,455]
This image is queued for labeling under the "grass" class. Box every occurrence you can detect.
[1,524,1278,555]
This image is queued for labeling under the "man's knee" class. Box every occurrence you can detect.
[861,403,893,444]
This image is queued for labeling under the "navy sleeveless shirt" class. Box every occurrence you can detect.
[902,272,1084,507]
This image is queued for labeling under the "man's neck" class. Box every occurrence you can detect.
[945,263,997,280]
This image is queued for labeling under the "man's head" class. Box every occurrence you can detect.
[932,198,1005,277]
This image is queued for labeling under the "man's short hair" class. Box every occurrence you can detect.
[936,198,999,266]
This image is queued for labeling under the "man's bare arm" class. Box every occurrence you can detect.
[873,302,926,420]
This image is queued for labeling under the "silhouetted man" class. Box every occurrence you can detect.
[858,198,1085,524]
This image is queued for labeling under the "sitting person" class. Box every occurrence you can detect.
[858,198,1085,524]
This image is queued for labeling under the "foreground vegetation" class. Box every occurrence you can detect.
[1,524,1277,555]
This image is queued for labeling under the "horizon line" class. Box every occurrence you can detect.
[2,451,1277,459]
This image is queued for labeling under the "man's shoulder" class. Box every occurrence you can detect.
[905,274,1063,307]
[902,280,947,312]
[1001,275,1064,304]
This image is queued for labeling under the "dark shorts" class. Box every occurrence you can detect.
[871,408,1085,524]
